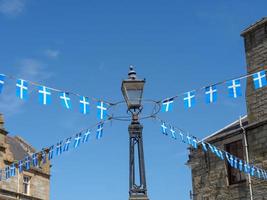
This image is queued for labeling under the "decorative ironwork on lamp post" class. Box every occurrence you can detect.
[121,66,149,200]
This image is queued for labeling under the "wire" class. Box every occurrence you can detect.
[1,73,113,105]
[1,118,113,182]
[152,116,267,181]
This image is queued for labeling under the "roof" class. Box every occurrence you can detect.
[241,17,267,36]
[6,136,35,161]
[202,115,248,143]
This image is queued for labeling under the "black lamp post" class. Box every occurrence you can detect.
[121,66,149,200]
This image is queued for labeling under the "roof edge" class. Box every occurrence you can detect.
[241,17,267,37]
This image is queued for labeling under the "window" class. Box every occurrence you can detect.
[225,140,246,185]
[23,176,31,195]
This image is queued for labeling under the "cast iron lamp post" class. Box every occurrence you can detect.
[121,66,149,200]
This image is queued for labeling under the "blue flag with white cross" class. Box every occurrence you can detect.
[83,130,91,143]
[18,160,23,173]
[97,101,108,120]
[170,126,177,139]
[79,96,90,114]
[0,74,6,94]
[161,122,168,135]
[227,79,242,98]
[63,137,72,152]
[205,85,217,104]
[253,70,267,89]
[74,133,82,148]
[60,92,71,109]
[10,164,16,177]
[96,123,104,139]
[162,98,174,112]
[48,146,54,160]
[25,156,31,170]
[184,91,196,108]
[56,142,63,155]
[16,79,28,100]
[38,86,52,105]
[32,153,38,167]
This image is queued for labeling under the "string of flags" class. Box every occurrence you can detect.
[161,69,267,111]
[0,73,110,120]
[1,119,110,182]
[156,117,267,181]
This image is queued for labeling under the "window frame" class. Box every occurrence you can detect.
[22,175,31,195]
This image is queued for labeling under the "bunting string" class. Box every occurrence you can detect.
[1,118,112,182]
[160,68,267,110]
[153,116,267,181]
[0,73,113,118]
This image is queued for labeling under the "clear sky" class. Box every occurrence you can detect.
[0,0,266,199]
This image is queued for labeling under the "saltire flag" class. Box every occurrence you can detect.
[48,146,54,160]
[18,160,23,173]
[205,85,217,104]
[256,168,261,179]
[5,167,10,179]
[170,127,177,139]
[79,96,90,114]
[83,130,91,143]
[25,156,31,170]
[10,164,16,177]
[191,138,198,149]
[162,98,174,112]
[0,74,6,94]
[184,91,196,108]
[96,123,104,140]
[208,144,215,153]
[97,101,108,120]
[161,122,168,135]
[213,147,224,160]
[32,153,38,167]
[225,153,234,168]
[63,137,72,152]
[60,92,71,109]
[74,133,82,148]
[56,142,63,155]
[253,70,267,89]
[16,79,28,100]
[227,79,242,98]
[38,86,52,105]
[41,150,47,164]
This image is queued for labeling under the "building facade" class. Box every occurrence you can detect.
[0,114,50,200]
[187,18,267,200]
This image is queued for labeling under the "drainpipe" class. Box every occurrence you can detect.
[239,116,253,200]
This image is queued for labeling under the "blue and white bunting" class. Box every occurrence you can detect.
[48,146,54,160]
[83,130,90,143]
[0,74,5,94]
[205,86,217,104]
[32,153,38,167]
[162,98,174,112]
[228,79,242,98]
[253,70,267,89]
[63,137,72,152]
[18,160,23,173]
[5,167,10,179]
[170,127,177,139]
[97,101,108,120]
[74,133,82,148]
[79,96,90,114]
[56,142,63,155]
[60,92,71,109]
[184,91,196,108]
[25,156,30,170]
[38,86,52,105]
[10,164,16,177]
[96,123,104,139]
[161,122,168,135]
[16,79,28,100]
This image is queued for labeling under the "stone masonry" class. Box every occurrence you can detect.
[0,114,50,200]
[187,17,267,200]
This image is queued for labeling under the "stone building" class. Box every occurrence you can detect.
[187,18,267,200]
[0,114,50,200]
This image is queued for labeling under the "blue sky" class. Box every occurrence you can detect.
[0,0,266,199]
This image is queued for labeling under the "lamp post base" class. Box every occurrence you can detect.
[129,195,149,200]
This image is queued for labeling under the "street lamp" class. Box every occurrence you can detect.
[121,66,149,200]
